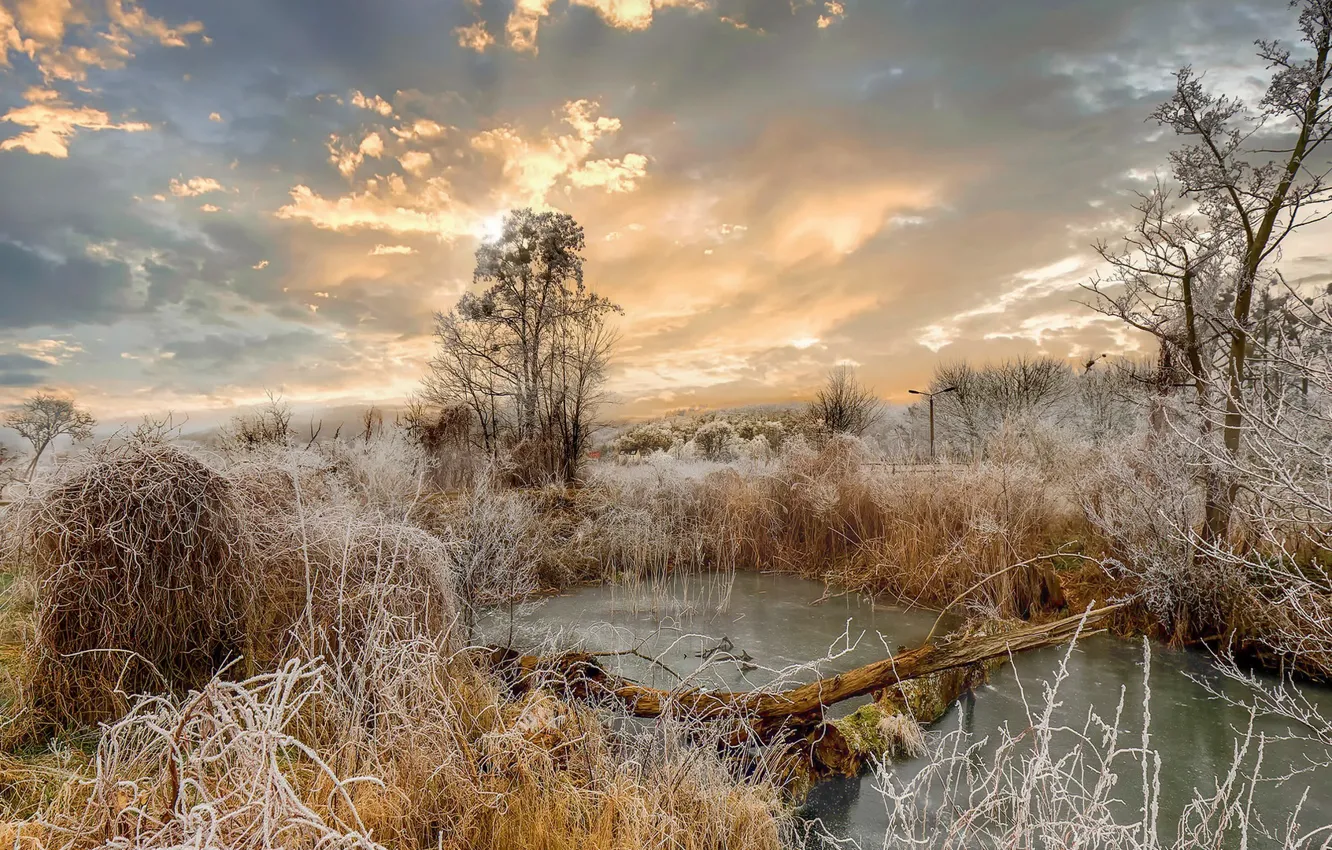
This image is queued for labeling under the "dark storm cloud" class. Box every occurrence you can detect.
[0,354,54,387]
[161,329,323,367]
[0,242,136,328]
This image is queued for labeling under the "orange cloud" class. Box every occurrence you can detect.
[106,0,203,47]
[3,0,202,80]
[816,0,844,28]
[0,88,150,157]
[168,176,225,197]
[768,183,938,265]
[470,99,649,205]
[351,90,393,116]
[275,184,479,240]
[0,6,19,65]
[569,0,708,30]
[329,131,386,177]
[391,119,446,141]
[398,150,432,176]
[455,21,494,52]
[505,0,712,51]
[571,152,648,192]
[505,0,554,52]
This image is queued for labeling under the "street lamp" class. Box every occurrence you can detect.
[908,386,957,461]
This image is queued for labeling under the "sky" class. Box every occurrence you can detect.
[1,0,1330,428]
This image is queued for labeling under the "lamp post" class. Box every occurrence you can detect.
[908,386,957,461]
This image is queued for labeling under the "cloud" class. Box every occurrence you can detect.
[274,184,477,239]
[470,99,649,205]
[329,129,388,175]
[208,111,223,122]
[0,5,21,66]
[0,0,1314,418]
[506,0,712,51]
[505,0,555,53]
[1,0,202,81]
[168,176,225,197]
[391,119,446,141]
[359,132,384,158]
[0,88,150,157]
[199,203,220,212]
[351,90,393,116]
[0,352,54,370]
[816,0,844,28]
[570,152,648,192]
[106,0,203,47]
[398,150,432,176]
[0,240,135,328]
[328,131,386,177]
[455,21,494,52]
[768,182,940,264]
[16,338,83,364]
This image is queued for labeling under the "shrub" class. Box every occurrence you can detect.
[691,419,738,461]
[614,422,679,457]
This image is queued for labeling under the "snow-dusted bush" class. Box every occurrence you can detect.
[691,419,739,461]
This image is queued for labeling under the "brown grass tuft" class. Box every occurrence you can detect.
[4,442,255,727]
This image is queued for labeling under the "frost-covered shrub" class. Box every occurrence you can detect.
[614,422,679,457]
[738,434,773,461]
[691,419,738,461]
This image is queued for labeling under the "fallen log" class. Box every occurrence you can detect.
[486,603,1119,782]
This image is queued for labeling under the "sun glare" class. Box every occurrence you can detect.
[478,213,506,242]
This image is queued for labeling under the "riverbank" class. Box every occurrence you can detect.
[470,433,1331,683]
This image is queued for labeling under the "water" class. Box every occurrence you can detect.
[479,571,1332,847]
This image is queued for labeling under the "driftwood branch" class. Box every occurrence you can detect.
[486,603,1122,779]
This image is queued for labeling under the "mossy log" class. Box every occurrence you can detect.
[486,604,1117,781]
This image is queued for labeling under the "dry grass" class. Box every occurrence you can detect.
[3,646,788,850]
[2,442,255,727]
[578,435,1091,619]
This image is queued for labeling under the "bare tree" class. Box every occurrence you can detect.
[221,391,294,450]
[541,310,619,483]
[424,208,621,484]
[0,443,19,488]
[464,208,615,442]
[928,355,1075,455]
[425,310,512,454]
[4,392,96,478]
[360,406,383,444]
[812,365,882,437]
[1088,1,1332,536]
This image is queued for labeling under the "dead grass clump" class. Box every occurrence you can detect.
[851,463,1078,617]
[4,442,254,728]
[247,506,462,675]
